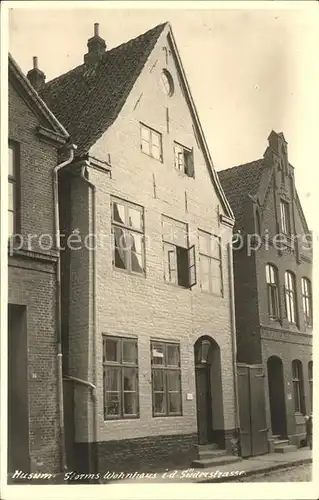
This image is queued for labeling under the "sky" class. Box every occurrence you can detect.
[7,2,319,230]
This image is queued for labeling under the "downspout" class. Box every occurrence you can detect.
[80,164,98,471]
[53,143,77,472]
[227,241,240,452]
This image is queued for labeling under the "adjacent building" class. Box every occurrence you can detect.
[218,131,313,453]
[8,54,70,475]
[36,22,240,473]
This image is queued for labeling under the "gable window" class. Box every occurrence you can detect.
[284,271,297,324]
[199,230,222,295]
[292,360,305,414]
[266,264,279,320]
[162,216,196,288]
[151,341,182,417]
[112,198,145,274]
[280,200,291,235]
[308,361,313,413]
[140,123,162,161]
[8,142,19,237]
[174,142,194,178]
[301,277,312,327]
[103,336,139,419]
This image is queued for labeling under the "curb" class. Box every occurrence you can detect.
[197,457,312,483]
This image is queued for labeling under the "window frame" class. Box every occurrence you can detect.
[140,123,163,161]
[280,200,291,235]
[265,264,280,320]
[111,197,145,275]
[292,359,305,414]
[284,271,297,325]
[150,341,182,417]
[162,216,196,288]
[173,141,194,178]
[308,361,313,413]
[301,277,312,327]
[103,335,139,420]
[198,229,223,296]
[8,140,20,237]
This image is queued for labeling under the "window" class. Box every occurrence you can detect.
[8,142,19,237]
[266,264,279,320]
[162,216,196,288]
[140,124,162,161]
[160,70,174,97]
[285,271,297,324]
[308,361,313,413]
[280,200,291,235]
[112,198,145,274]
[174,142,194,177]
[103,336,139,419]
[301,278,312,326]
[199,230,222,295]
[292,360,304,414]
[151,341,182,416]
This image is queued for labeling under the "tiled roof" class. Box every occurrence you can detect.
[217,159,264,231]
[40,23,167,156]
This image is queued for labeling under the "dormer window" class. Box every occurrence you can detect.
[280,200,291,235]
[174,142,194,178]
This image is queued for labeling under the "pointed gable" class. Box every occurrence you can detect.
[40,23,167,157]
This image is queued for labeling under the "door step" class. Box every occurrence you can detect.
[274,444,297,453]
[198,449,227,459]
[192,455,242,469]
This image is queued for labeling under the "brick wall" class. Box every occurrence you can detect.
[8,77,61,472]
[65,31,237,449]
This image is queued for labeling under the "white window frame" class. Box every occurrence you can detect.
[198,230,223,296]
[140,123,162,161]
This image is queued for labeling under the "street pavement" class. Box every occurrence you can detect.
[239,463,311,482]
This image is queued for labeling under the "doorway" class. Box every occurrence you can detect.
[194,336,223,445]
[8,304,30,473]
[267,356,287,438]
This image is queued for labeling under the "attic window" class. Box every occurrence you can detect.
[140,124,162,161]
[174,143,194,178]
[160,70,174,97]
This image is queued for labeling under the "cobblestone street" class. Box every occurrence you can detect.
[240,464,312,482]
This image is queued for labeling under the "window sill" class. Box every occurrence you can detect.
[164,280,191,291]
[141,150,163,163]
[152,413,183,418]
[113,266,146,279]
[104,415,140,421]
[174,167,194,179]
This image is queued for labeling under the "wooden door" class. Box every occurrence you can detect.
[195,366,212,444]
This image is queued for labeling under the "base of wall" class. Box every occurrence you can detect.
[211,428,240,455]
[74,433,198,477]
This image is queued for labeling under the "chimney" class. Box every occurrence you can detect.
[27,56,46,92]
[84,23,106,64]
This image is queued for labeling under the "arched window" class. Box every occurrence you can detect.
[266,264,279,320]
[285,271,297,324]
[301,278,312,327]
[308,361,313,413]
[292,360,305,413]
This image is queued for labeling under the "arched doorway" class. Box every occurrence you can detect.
[194,336,223,445]
[267,356,287,437]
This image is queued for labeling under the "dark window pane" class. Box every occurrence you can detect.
[167,345,180,367]
[168,393,181,414]
[123,367,137,391]
[124,392,137,415]
[105,367,120,391]
[153,370,165,391]
[105,338,119,362]
[167,370,180,391]
[105,392,120,416]
[152,344,164,365]
[154,393,166,414]
[123,340,137,364]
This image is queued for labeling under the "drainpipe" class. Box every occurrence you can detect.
[80,164,98,472]
[53,143,77,472]
[227,242,240,450]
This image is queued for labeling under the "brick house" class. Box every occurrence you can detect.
[36,22,241,473]
[8,54,70,475]
[218,131,313,452]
